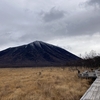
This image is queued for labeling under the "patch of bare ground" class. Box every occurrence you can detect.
[0,67,93,100]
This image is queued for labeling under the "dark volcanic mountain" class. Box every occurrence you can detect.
[0,41,81,67]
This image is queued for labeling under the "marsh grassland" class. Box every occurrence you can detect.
[0,67,93,100]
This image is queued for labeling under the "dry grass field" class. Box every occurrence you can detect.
[0,67,93,100]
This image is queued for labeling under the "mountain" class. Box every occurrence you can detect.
[0,41,81,67]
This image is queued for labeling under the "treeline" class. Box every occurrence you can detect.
[81,50,100,68]
[67,50,100,68]
[83,56,100,67]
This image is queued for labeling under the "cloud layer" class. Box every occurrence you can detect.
[0,0,100,56]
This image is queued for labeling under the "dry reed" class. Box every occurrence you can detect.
[0,67,93,100]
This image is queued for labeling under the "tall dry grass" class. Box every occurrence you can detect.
[0,67,93,100]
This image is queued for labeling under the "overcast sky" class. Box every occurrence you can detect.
[0,0,100,56]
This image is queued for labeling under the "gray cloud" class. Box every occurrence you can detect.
[87,0,100,7]
[38,7,100,38]
[66,10,100,36]
[43,7,65,22]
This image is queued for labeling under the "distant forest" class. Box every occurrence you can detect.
[82,50,100,68]
[68,50,100,68]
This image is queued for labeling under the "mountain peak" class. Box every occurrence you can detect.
[31,40,43,43]
[0,41,81,67]
[29,40,43,47]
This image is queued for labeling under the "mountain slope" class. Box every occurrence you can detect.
[0,41,81,67]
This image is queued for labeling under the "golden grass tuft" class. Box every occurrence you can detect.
[0,67,93,100]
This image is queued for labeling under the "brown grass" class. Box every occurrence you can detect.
[0,67,93,100]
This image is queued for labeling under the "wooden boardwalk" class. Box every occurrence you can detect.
[80,70,100,100]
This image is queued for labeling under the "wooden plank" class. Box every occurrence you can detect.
[80,77,100,100]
